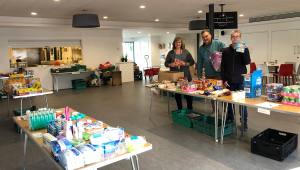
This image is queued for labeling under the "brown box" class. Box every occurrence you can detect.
[101,71,112,77]
[158,71,184,83]
[112,71,122,86]
[134,66,139,70]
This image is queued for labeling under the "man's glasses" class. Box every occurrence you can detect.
[202,35,209,39]
[231,36,241,39]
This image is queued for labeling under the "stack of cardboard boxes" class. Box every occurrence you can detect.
[243,70,262,98]
[100,71,122,86]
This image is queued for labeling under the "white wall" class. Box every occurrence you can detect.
[150,36,160,67]
[176,33,197,61]
[0,28,123,90]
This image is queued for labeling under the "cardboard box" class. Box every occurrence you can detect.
[243,70,262,87]
[101,71,112,77]
[112,71,122,86]
[244,85,261,98]
[158,71,184,83]
[134,66,139,70]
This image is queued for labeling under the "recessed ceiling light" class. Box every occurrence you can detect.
[54,0,60,1]
[155,19,159,21]
[31,12,37,15]
[140,6,145,8]
[148,34,151,36]
[198,11,203,13]
[240,14,244,17]
[138,32,141,33]
[123,36,125,37]
[167,32,169,34]
[103,16,108,19]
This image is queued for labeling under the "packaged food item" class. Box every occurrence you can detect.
[236,42,246,53]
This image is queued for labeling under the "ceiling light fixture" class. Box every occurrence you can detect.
[140,6,145,8]
[103,16,108,19]
[198,11,202,13]
[148,34,151,36]
[54,0,60,1]
[31,12,37,15]
[155,19,159,21]
[240,14,244,17]
[167,32,169,34]
[72,9,100,28]
[138,32,141,33]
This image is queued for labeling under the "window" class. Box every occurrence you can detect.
[122,42,134,62]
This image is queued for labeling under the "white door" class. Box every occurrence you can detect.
[271,30,298,63]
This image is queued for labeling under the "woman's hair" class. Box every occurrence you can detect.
[172,37,184,50]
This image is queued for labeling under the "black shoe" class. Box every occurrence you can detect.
[244,123,248,131]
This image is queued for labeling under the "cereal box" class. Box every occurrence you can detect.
[236,42,246,53]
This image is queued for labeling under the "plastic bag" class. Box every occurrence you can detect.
[209,52,222,72]
[58,148,85,170]
[99,62,111,70]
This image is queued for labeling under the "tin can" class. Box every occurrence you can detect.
[292,87,298,94]
[272,94,278,100]
[290,97,296,103]
[295,97,300,103]
[266,84,271,92]
[283,96,289,102]
[283,87,291,93]
[267,93,272,100]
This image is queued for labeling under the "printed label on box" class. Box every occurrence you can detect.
[217,81,222,86]
[245,88,250,93]
[245,76,251,81]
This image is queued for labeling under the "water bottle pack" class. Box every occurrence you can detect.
[29,109,56,131]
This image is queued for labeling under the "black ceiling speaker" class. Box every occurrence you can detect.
[72,11,100,28]
[189,20,206,30]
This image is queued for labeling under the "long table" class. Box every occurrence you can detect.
[146,85,222,142]
[217,95,300,144]
[13,108,152,170]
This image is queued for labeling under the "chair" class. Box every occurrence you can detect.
[257,64,269,85]
[296,64,300,84]
[250,62,257,74]
[285,62,297,83]
[273,64,294,85]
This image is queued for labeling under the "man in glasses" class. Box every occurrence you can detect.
[221,30,251,131]
[197,30,227,115]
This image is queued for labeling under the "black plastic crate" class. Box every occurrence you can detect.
[251,128,298,161]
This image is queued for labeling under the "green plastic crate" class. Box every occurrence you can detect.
[71,79,87,85]
[100,65,116,73]
[171,109,206,128]
[13,107,31,116]
[72,65,86,71]
[192,116,233,138]
[72,84,87,89]
[163,91,174,97]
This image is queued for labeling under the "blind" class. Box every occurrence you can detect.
[8,39,81,48]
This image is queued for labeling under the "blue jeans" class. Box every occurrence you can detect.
[227,82,248,123]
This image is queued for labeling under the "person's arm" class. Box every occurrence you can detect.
[182,52,195,67]
[219,41,227,52]
[164,51,173,67]
[221,50,227,82]
[242,48,251,65]
[197,47,203,78]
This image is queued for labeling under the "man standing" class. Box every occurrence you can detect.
[221,30,251,131]
[197,30,227,115]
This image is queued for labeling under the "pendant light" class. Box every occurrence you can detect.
[72,10,100,28]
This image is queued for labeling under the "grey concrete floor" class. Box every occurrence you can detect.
[0,80,300,170]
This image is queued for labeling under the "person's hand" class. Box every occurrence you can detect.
[170,63,176,67]
[198,76,202,80]
[181,62,186,66]
[224,81,230,87]
[241,42,248,48]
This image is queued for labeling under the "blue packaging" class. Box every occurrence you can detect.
[236,42,246,53]
[243,70,262,87]
[244,85,261,98]
[51,139,73,161]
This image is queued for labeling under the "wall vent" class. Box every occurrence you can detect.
[249,12,300,23]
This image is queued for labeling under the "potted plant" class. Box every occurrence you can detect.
[121,57,125,62]
[125,53,128,62]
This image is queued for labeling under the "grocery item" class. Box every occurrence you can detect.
[51,139,73,161]
[236,42,246,53]
[125,136,146,153]
[209,52,222,72]
[58,148,85,170]
[77,144,103,165]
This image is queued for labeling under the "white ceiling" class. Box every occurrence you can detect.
[0,0,299,23]
[0,0,300,37]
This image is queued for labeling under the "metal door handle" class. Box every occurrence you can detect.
[294,46,296,54]
[298,46,300,54]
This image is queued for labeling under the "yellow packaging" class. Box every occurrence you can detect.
[32,81,41,89]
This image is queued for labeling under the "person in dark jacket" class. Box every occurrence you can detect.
[221,30,251,131]
[165,37,195,110]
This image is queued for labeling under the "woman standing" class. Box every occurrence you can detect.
[165,37,195,110]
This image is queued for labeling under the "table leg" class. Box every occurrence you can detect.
[221,102,225,144]
[205,98,207,104]
[149,90,154,119]
[44,95,49,109]
[24,133,28,170]
[20,98,23,134]
[275,66,278,83]
[28,97,32,107]
[167,91,170,115]
[130,156,136,170]
[7,94,9,117]
[134,155,139,170]
[233,104,238,135]
[241,105,244,137]
[215,100,218,142]
[52,75,55,92]
[221,103,228,144]
[56,74,59,92]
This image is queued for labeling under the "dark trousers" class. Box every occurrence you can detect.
[175,94,193,110]
[227,82,248,123]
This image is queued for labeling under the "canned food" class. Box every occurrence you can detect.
[272,94,278,100]
[266,84,272,92]
[290,97,296,103]
[296,97,300,103]
[267,93,272,100]
[292,87,299,94]
[283,87,291,93]
[283,96,289,101]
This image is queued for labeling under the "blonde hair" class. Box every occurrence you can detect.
[172,37,184,50]
[231,30,242,37]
